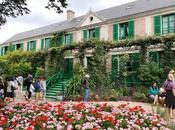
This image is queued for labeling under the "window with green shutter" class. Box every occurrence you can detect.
[154,15,162,35]
[65,33,73,46]
[58,35,64,45]
[45,38,51,49]
[113,24,118,41]
[33,40,36,51]
[162,14,175,34]
[83,27,100,40]
[12,44,16,51]
[27,40,36,51]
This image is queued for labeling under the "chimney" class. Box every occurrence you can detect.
[67,10,75,21]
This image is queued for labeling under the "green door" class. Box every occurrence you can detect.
[64,58,73,79]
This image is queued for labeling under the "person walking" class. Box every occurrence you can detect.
[34,77,42,102]
[163,73,175,120]
[5,77,16,102]
[40,77,47,102]
[0,77,4,100]
[25,74,33,101]
[83,74,90,102]
[16,75,24,92]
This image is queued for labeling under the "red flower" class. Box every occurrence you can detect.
[12,121,17,126]
[68,118,74,123]
[26,126,33,130]
[92,128,98,130]
[63,113,68,121]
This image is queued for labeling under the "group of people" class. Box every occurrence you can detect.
[149,70,175,119]
[0,74,47,103]
[0,76,23,102]
[25,75,47,102]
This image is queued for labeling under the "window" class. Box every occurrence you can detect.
[28,40,36,51]
[4,46,8,54]
[16,43,23,50]
[41,38,52,49]
[65,34,71,45]
[45,38,51,48]
[162,14,175,34]
[119,22,129,40]
[83,27,100,40]
[88,28,96,38]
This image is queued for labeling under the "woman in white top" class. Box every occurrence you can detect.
[5,77,16,102]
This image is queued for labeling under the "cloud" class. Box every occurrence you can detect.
[0,0,135,43]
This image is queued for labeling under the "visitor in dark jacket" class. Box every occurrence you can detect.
[34,78,42,102]
[25,74,33,100]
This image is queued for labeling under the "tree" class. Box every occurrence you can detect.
[0,0,68,26]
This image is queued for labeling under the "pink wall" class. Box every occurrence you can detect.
[151,16,154,35]
[73,31,77,43]
[135,17,146,37]
[108,24,113,41]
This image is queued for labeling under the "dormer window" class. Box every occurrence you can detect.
[90,16,93,22]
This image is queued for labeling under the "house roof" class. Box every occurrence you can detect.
[2,0,175,45]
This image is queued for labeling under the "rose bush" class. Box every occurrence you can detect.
[0,102,170,130]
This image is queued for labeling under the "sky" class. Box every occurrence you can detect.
[0,0,135,44]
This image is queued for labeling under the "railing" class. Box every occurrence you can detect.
[46,71,63,89]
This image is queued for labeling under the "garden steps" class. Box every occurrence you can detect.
[46,79,69,100]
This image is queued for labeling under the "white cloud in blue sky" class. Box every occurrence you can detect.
[0,0,135,43]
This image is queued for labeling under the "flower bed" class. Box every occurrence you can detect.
[0,102,170,130]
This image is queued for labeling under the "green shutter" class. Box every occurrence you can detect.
[41,39,44,49]
[1,47,3,56]
[131,53,140,71]
[112,55,119,79]
[129,20,135,38]
[1,47,4,55]
[33,40,36,51]
[113,24,118,41]
[70,33,73,44]
[83,29,88,40]
[154,15,162,35]
[20,43,24,50]
[149,51,160,67]
[27,42,30,51]
[0,47,1,56]
[45,38,51,49]
[95,27,100,40]
[59,35,64,45]
[12,45,15,51]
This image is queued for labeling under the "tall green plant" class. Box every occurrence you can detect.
[87,42,115,94]
[137,61,164,85]
[65,64,85,100]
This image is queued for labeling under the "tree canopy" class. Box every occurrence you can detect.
[0,0,68,26]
